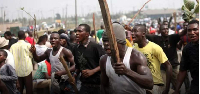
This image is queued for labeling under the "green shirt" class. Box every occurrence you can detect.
[33,62,47,79]
[97,29,104,40]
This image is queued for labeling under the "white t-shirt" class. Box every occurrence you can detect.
[35,44,48,56]
[4,49,15,69]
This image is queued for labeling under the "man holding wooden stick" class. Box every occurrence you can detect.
[30,32,76,94]
[100,23,153,94]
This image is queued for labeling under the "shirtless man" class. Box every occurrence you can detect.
[30,32,75,94]
[100,23,153,94]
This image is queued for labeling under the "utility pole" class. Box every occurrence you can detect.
[65,5,68,29]
[75,0,77,27]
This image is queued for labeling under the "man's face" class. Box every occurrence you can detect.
[76,26,89,42]
[60,38,67,46]
[102,34,124,56]
[0,52,6,63]
[50,33,60,48]
[160,25,169,37]
[187,23,199,43]
[4,34,10,40]
[131,26,143,43]
[183,22,188,30]
[163,21,168,26]
[102,35,112,56]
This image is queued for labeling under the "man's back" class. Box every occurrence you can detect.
[10,40,33,77]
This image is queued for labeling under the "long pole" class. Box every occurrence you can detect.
[59,56,79,94]
[93,13,97,42]
[75,0,77,27]
[127,0,151,26]
[173,12,177,33]
[98,0,120,64]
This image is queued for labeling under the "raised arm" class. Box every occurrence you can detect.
[99,55,109,94]
[30,45,49,62]
[179,28,187,37]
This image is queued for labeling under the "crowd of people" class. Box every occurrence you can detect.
[0,18,198,94]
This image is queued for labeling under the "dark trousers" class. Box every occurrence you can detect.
[79,84,100,94]
[18,72,33,94]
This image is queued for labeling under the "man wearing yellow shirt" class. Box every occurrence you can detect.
[10,31,33,94]
[132,24,172,94]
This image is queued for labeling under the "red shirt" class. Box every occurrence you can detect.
[45,60,51,76]
[25,37,35,45]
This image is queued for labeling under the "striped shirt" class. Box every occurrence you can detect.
[10,40,33,77]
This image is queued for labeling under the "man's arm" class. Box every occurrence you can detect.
[55,48,75,76]
[114,51,153,89]
[63,48,75,72]
[44,73,51,79]
[177,40,183,50]
[179,28,187,37]
[30,45,49,62]
[0,80,9,94]
[173,46,189,94]
[162,61,172,94]
[173,70,187,94]
[0,65,18,81]
[82,44,105,78]
[100,55,109,94]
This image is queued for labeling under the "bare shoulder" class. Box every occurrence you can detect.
[100,54,108,69]
[130,48,147,65]
[62,47,73,56]
[45,49,52,56]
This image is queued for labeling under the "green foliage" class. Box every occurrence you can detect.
[182,0,199,22]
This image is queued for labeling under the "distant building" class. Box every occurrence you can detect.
[141,9,181,19]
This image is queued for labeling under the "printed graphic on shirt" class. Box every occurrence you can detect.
[143,52,155,73]
[77,51,88,70]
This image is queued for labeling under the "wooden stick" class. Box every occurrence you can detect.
[127,0,151,26]
[33,14,36,44]
[59,56,79,94]
[173,12,177,33]
[98,0,120,64]
[93,13,97,42]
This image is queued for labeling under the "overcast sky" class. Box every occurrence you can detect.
[0,0,196,20]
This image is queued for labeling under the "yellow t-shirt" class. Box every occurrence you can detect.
[126,39,133,47]
[134,41,168,84]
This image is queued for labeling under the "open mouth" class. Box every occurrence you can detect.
[190,36,196,40]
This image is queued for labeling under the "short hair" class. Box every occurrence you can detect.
[70,34,76,42]
[58,29,65,35]
[0,49,7,57]
[4,31,11,36]
[52,31,59,34]
[43,35,48,39]
[90,30,95,36]
[133,24,146,33]
[188,20,199,26]
[159,24,168,31]
[100,25,104,29]
[51,32,60,39]
[37,35,46,44]
[79,24,91,33]
[18,31,25,39]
